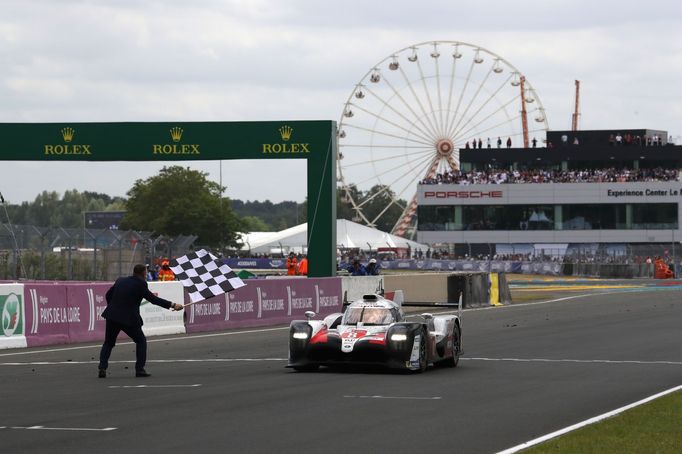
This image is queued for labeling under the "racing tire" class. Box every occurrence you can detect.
[441,324,461,368]
[293,364,320,372]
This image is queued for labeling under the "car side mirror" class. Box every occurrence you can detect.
[304,311,316,320]
[421,313,433,320]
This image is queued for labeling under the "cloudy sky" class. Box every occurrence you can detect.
[1,0,681,205]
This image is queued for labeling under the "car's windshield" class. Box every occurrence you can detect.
[342,307,395,325]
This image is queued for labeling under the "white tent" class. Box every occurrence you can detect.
[238,219,429,254]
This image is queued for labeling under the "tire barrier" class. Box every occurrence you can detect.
[497,273,513,304]
[466,273,490,308]
[565,263,655,278]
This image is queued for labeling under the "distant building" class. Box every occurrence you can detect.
[417,128,682,255]
[84,211,126,230]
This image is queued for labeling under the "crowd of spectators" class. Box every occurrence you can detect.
[607,133,665,147]
[420,167,680,185]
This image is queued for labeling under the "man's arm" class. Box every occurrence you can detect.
[105,281,116,304]
[141,284,182,311]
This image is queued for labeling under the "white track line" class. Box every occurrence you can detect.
[4,356,682,367]
[108,384,202,389]
[344,395,441,400]
[462,357,682,366]
[497,384,682,453]
[0,358,287,366]
[6,425,116,432]
[0,327,289,357]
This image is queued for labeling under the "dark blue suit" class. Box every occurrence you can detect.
[98,275,174,373]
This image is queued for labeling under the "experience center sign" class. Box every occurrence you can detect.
[0,121,337,277]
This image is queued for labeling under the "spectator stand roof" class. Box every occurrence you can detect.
[238,219,429,254]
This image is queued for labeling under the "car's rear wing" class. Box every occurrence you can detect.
[401,294,463,319]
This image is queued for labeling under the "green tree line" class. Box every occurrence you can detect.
[1,166,406,250]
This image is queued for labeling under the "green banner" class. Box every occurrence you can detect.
[0,121,331,161]
[0,120,337,277]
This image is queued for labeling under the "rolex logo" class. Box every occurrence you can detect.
[262,125,310,155]
[153,126,200,155]
[45,127,91,156]
[61,127,75,143]
[170,127,183,143]
[279,125,293,141]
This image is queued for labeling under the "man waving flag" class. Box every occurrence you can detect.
[169,249,246,303]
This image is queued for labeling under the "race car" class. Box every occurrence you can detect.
[287,293,462,372]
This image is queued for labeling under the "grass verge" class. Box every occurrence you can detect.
[523,390,682,453]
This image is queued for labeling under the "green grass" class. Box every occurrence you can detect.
[523,391,682,453]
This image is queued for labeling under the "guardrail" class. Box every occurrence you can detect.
[1,271,510,350]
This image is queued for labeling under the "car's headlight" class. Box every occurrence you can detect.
[390,333,408,341]
[292,331,309,340]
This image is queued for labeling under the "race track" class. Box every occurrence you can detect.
[2,288,681,454]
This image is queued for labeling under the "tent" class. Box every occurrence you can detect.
[238,219,429,254]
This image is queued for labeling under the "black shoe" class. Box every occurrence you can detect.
[135,370,151,377]
[98,369,106,378]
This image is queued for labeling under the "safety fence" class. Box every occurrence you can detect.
[0,223,197,281]
[0,272,510,349]
[338,259,664,278]
[338,259,564,274]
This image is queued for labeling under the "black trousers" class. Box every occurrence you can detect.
[98,320,147,372]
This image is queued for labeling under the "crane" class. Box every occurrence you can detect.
[571,80,580,131]
[519,76,529,148]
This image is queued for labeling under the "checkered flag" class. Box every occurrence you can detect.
[169,249,246,303]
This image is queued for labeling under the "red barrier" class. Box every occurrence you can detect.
[24,283,69,347]
[65,284,110,343]
[185,277,342,333]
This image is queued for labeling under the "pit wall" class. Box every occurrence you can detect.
[0,273,510,350]
[0,278,344,349]
[1,281,185,350]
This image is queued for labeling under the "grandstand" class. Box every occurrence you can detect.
[416,128,682,260]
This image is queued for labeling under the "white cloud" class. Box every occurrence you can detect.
[1,0,681,204]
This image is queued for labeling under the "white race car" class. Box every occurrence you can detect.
[287,293,462,372]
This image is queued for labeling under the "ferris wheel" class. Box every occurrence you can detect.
[337,40,549,237]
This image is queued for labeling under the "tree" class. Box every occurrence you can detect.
[230,199,306,231]
[357,185,405,233]
[241,216,270,232]
[26,191,60,226]
[3,190,126,228]
[336,184,405,233]
[120,166,242,249]
[337,184,361,221]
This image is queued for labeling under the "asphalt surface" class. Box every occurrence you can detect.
[1,287,682,454]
